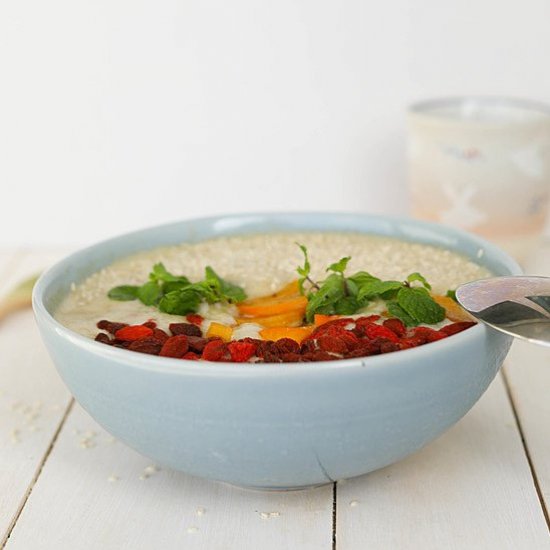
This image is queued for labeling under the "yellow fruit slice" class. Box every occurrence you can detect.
[259,326,314,344]
[237,295,307,317]
[237,309,304,328]
[206,322,233,342]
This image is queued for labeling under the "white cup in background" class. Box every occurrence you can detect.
[408,97,550,263]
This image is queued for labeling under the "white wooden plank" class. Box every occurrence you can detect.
[336,373,550,550]
[505,342,550,520]
[503,238,550,521]
[6,403,333,550]
[0,249,74,545]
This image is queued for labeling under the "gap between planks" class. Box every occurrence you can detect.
[332,482,337,550]
[501,368,550,531]
[0,248,75,548]
[0,399,75,549]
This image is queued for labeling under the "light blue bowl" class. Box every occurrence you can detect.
[33,213,520,489]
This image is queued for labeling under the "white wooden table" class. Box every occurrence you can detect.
[1,246,549,550]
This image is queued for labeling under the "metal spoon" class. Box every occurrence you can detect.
[456,276,550,347]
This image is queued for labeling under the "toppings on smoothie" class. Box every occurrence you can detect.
[59,232,485,364]
[92,248,476,363]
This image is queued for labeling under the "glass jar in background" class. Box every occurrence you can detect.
[408,97,550,264]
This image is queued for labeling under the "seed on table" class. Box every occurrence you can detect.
[259,511,280,519]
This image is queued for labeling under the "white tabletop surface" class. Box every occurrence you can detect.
[0,245,549,550]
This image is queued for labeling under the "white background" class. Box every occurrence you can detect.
[1,0,550,246]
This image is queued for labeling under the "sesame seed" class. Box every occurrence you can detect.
[349,500,359,507]
[196,507,206,516]
[259,511,280,519]
[107,475,120,483]
[186,526,199,534]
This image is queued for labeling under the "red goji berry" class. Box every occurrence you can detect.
[142,320,157,329]
[302,350,335,361]
[274,338,300,354]
[439,322,476,336]
[96,320,128,334]
[399,336,425,349]
[152,328,169,343]
[227,341,256,363]
[114,325,154,341]
[338,331,360,350]
[317,335,348,355]
[412,326,446,342]
[187,336,209,353]
[364,324,400,343]
[160,335,189,358]
[186,314,204,326]
[128,338,162,355]
[349,339,383,357]
[355,315,381,325]
[300,339,318,354]
[310,319,353,339]
[94,333,112,344]
[169,322,202,337]
[182,351,200,360]
[202,340,228,361]
[379,341,401,354]
[383,318,406,337]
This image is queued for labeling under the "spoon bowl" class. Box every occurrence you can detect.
[456,276,550,347]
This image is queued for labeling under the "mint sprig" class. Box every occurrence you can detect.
[296,244,445,326]
[108,263,247,316]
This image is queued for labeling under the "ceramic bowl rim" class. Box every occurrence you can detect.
[32,212,522,375]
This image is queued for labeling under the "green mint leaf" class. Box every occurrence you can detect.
[406,272,432,290]
[446,289,457,301]
[149,263,190,285]
[344,278,359,297]
[186,281,218,304]
[357,280,403,301]
[397,287,445,325]
[305,273,346,322]
[348,271,379,286]
[204,266,246,303]
[387,301,418,327]
[334,296,361,315]
[137,281,162,306]
[296,243,311,294]
[327,256,351,275]
[107,285,139,301]
[161,280,190,294]
[158,289,202,315]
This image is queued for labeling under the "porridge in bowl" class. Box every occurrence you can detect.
[55,232,489,363]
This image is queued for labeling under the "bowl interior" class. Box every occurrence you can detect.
[35,212,521,331]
